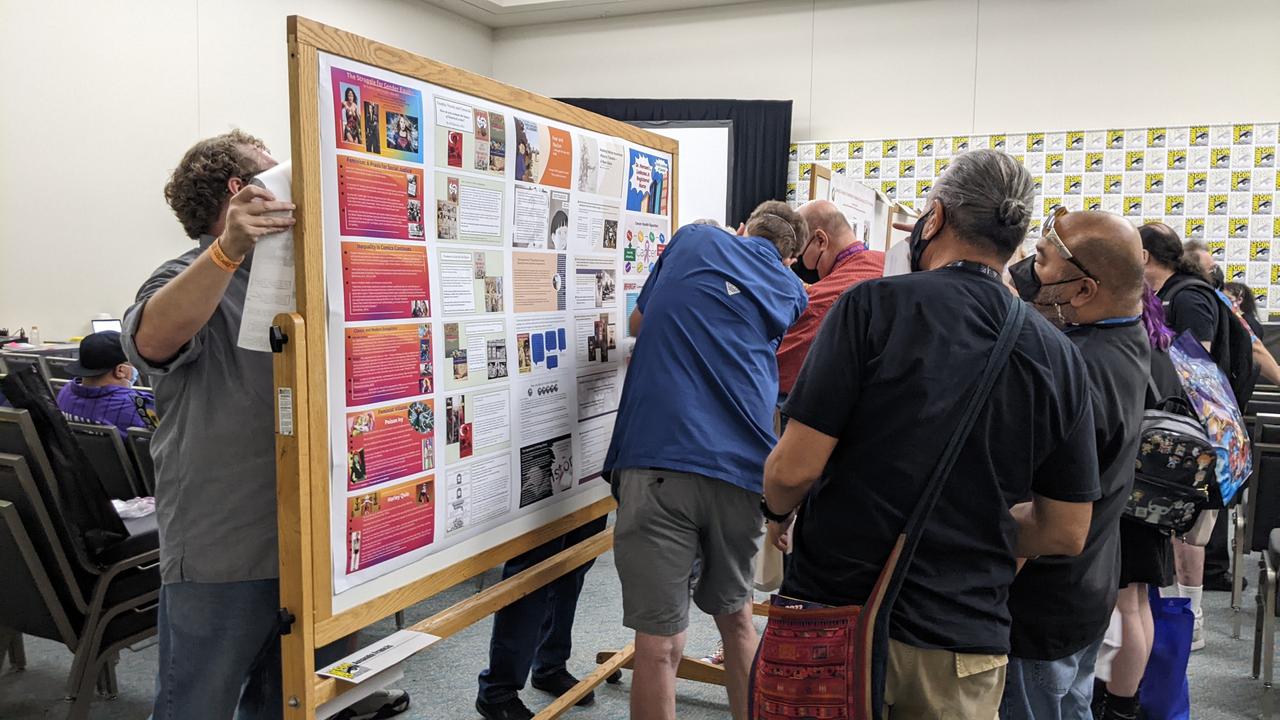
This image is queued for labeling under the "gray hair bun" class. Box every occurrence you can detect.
[996,198,1029,227]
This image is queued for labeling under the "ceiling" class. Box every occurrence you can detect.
[419,0,759,28]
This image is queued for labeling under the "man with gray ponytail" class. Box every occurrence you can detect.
[762,150,1099,718]
[604,200,807,720]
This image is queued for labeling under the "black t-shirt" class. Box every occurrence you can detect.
[781,265,1100,655]
[1160,274,1219,344]
[1007,321,1151,660]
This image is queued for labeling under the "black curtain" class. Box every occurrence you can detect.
[557,98,792,228]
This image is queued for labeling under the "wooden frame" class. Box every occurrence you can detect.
[808,163,832,201]
[277,16,680,718]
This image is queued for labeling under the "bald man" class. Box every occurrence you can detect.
[1003,210,1152,720]
[775,200,884,396]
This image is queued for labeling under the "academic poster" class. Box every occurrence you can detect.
[317,51,669,599]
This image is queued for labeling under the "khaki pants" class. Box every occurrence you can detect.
[884,638,1007,720]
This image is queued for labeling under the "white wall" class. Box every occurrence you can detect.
[492,0,1280,141]
[0,0,491,341]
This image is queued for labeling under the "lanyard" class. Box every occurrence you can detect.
[946,260,1001,282]
[1067,315,1141,330]
[831,243,867,268]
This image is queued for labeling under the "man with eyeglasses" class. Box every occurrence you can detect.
[1003,208,1151,720]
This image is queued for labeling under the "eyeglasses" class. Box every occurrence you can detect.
[1042,206,1099,283]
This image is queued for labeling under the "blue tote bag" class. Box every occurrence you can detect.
[1140,586,1194,720]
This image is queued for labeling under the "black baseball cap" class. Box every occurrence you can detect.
[66,331,129,378]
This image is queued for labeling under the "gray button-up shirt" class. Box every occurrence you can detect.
[122,235,278,584]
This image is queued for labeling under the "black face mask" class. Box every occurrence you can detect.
[908,210,935,272]
[791,251,820,285]
[1008,255,1087,307]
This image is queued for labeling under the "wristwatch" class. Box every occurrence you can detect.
[760,497,793,523]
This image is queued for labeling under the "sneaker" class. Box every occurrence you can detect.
[476,696,535,720]
[531,669,595,706]
[1191,610,1206,652]
[334,688,410,720]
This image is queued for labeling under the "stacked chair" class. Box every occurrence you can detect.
[0,366,160,719]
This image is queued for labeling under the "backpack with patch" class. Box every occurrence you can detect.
[1161,275,1257,409]
[1126,386,1217,535]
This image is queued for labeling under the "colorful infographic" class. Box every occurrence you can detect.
[341,243,431,321]
[331,67,423,163]
[337,156,425,240]
[514,117,572,188]
[622,214,669,275]
[626,148,671,215]
[345,324,433,406]
[346,476,435,573]
[346,400,435,489]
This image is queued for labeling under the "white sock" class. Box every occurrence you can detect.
[1180,584,1204,617]
[1161,584,1181,598]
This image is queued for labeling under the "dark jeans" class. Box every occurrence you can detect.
[151,580,349,720]
[476,515,608,704]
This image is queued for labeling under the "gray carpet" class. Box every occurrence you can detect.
[0,549,1270,719]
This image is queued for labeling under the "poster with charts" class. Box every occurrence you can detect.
[316,51,669,602]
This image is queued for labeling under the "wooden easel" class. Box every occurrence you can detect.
[275,16,679,719]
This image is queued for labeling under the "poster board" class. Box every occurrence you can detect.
[279,16,678,715]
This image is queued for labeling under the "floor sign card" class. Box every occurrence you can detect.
[317,52,668,599]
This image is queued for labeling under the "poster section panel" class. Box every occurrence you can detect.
[318,51,667,599]
[622,213,671,277]
[438,249,505,316]
[434,97,506,177]
[341,243,432,321]
[514,316,571,376]
[513,185,572,250]
[626,147,671,216]
[443,385,512,465]
[443,319,509,391]
[513,252,567,313]
[434,172,505,246]
[516,375,575,508]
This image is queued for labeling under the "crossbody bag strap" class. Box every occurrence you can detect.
[866,297,1025,718]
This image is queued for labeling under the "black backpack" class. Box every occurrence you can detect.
[1161,275,1257,409]
[1126,384,1219,534]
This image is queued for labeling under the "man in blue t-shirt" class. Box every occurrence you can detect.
[604,200,808,720]
[57,331,157,440]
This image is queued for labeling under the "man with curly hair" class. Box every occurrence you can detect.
[123,131,409,720]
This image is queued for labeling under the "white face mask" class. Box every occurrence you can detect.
[127,366,139,387]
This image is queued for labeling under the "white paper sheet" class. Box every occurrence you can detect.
[238,161,297,352]
[316,629,439,683]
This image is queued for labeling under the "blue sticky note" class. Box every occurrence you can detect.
[557,328,567,349]
[547,354,559,370]
[532,333,545,363]
[544,330,557,352]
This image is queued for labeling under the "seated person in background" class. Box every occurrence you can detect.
[1003,210,1150,719]
[775,199,884,399]
[763,150,1098,718]
[57,330,157,439]
[605,201,808,720]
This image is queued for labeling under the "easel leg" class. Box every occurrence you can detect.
[532,642,635,719]
[594,649,728,687]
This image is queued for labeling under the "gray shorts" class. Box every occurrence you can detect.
[612,467,763,636]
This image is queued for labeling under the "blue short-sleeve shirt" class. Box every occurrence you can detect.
[604,223,807,493]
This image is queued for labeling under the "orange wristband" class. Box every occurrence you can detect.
[208,237,243,273]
